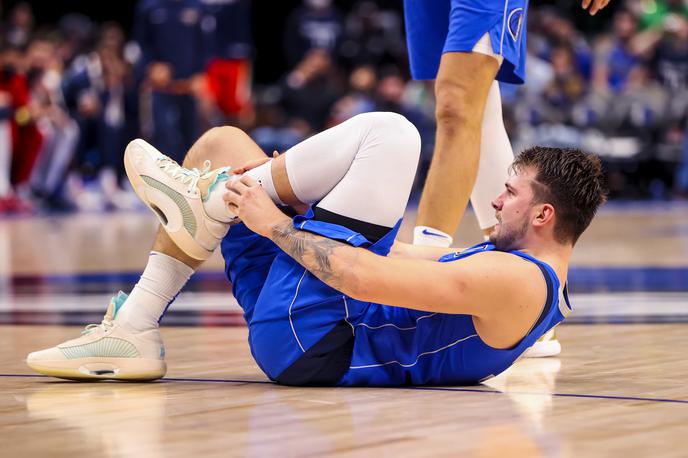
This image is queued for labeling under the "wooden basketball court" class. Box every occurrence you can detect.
[1,204,687,457]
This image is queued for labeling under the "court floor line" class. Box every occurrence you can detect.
[2,374,686,405]
[4,266,688,292]
[4,312,688,325]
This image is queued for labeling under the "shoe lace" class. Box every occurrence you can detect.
[82,317,115,335]
[156,157,213,193]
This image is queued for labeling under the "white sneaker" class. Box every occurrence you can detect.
[26,292,167,381]
[124,139,234,260]
[522,328,562,358]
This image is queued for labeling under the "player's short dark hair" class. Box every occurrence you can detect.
[511,146,607,245]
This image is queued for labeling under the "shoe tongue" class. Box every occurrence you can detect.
[108,291,129,320]
[201,167,232,200]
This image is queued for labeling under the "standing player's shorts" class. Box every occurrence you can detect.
[404,0,529,84]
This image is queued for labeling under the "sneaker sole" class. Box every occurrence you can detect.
[27,357,166,381]
[124,139,212,261]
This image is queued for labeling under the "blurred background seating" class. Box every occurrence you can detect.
[0,0,685,216]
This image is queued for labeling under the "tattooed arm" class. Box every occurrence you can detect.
[267,217,537,321]
[269,219,363,296]
[224,175,537,318]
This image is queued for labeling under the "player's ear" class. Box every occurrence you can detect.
[533,203,555,227]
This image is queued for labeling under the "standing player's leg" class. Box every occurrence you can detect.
[413,51,499,244]
[404,0,523,246]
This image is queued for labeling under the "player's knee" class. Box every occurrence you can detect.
[360,112,421,161]
[185,125,243,166]
[204,125,245,152]
[434,82,481,129]
[390,114,421,163]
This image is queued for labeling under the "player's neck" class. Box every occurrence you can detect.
[518,238,572,285]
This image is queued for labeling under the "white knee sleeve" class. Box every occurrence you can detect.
[285,112,420,227]
[471,81,514,229]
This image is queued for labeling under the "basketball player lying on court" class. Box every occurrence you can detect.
[27,112,606,386]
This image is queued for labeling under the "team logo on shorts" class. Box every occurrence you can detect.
[507,8,524,42]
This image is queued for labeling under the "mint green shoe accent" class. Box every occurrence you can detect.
[141,175,197,236]
[112,291,129,320]
[202,167,232,203]
[59,337,141,359]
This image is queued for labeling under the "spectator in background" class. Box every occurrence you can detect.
[96,26,141,210]
[198,0,253,129]
[56,13,95,68]
[329,64,377,124]
[539,10,593,81]
[0,1,684,210]
[134,0,205,162]
[250,99,305,154]
[338,1,406,70]
[637,4,688,196]
[592,9,643,94]
[0,49,18,212]
[280,49,341,133]
[0,44,42,213]
[62,23,140,211]
[541,45,586,125]
[636,0,688,30]
[25,36,79,211]
[284,0,343,67]
[519,37,555,103]
[613,64,668,138]
[5,2,33,48]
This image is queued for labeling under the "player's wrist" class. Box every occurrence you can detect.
[263,213,292,239]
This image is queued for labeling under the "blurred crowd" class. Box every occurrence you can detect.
[0,0,686,215]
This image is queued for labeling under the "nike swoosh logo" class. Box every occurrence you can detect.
[422,229,449,238]
[141,175,197,236]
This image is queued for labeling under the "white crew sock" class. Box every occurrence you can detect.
[201,169,237,223]
[413,226,453,247]
[116,251,195,332]
[203,161,284,223]
[243,160,284,205]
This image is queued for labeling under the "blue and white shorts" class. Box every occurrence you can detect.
[404,0,529,84]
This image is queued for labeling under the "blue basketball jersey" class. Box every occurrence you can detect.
[338,242,571,386]
[222,211,571,387]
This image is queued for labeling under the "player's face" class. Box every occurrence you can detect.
[489,168,538,250]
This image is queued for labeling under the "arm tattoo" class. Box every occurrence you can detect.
[270,220,360,293]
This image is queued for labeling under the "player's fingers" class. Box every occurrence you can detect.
[227,178,249,195]
[581,0,592,10]
[223,188,238,204]
[239,175,260,188]
[272,150,280,158]
[590,0,607,15]
[231,157,271,174]
[227,201,239,214]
